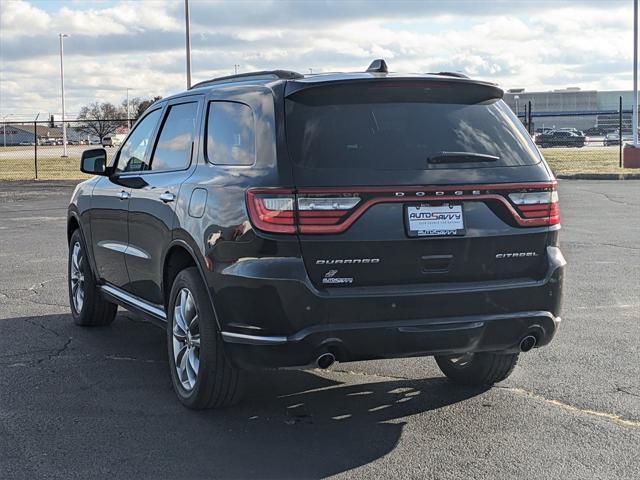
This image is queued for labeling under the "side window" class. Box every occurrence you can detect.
[115,108,162,173]
[206,101,255,166]
[150,102,198,172]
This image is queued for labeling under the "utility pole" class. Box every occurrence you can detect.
[59,33,69,157]
[126,88,131,129]
[185,0,192,88]
[634,0,638,146]
[620,96,624,167]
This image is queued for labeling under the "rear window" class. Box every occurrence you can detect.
[285,83,540,170]
[206,101,255,166]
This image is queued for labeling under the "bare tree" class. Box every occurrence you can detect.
[122,96,163,120]
[77,102,125,141]
[136,96,163,118]
[121,97,142,121]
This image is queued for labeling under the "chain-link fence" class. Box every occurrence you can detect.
[1,99,638,180]
[508,94,636,174]
[0,119,133,180]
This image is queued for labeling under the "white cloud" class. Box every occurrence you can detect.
[0,0,50,37]
[0,0,634,120]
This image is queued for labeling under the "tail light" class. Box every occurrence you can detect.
[246,189,361,234]
[508,188,560,226]
[247,182,560,234]
[245,189,296,233]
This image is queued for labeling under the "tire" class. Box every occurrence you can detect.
[167,267,245,409]
[68,229,117,326]
[435,352,519,386]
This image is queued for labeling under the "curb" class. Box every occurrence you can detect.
[0,179,82,187]
[556,172,640,180]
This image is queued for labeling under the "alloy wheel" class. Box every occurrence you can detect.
[172,288,201,391]
[70,241,85,312]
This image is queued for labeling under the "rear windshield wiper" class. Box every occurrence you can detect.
[427,152,500,164]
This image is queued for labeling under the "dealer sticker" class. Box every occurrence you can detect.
[405,204,465,237]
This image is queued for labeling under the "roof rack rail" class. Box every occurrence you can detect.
[429,71,470,79]
[189,70,304,90]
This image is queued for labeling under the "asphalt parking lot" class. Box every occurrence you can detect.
[0,180,638,480]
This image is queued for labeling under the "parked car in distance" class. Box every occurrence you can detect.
[603,131,634,146]
[101,136,122,147]
[535,130,587,148]
[19,141,34,146]
[604,132,621,146]
[584,126,607,136]
[556,127,584,136]
[68,60,565,409]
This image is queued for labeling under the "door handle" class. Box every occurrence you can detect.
[159,192,176,203]
[119,190,130,200]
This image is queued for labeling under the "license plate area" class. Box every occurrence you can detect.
[404,203,465,237]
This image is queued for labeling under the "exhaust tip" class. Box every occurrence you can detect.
[316,353,335,369]
[520,335,537,352]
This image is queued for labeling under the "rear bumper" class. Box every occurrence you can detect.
[215,246,565,369]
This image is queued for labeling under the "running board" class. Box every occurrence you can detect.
[100,284,167,322]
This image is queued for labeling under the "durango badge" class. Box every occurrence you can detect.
[316,258,380,265]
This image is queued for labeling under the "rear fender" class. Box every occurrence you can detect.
[164,234,223,332]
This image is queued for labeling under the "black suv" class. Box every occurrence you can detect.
[68,60,565,409]
[535,129,587,148]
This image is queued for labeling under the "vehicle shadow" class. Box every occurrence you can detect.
[1,313,488,479]
[214,370,486,479]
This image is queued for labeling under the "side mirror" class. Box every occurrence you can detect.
[80,148,109,175]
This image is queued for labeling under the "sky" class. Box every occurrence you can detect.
[0,0,635,120]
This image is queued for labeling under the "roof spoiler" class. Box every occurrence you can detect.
[285,76,504,102]
[428,71,470,79]
[190,70,303,90]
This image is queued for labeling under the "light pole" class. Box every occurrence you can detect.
[185,0,192,88]
[633,0,638,146]
[126,88,132,129]
[59,33,69,157]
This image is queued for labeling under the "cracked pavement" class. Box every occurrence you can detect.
[0,180,639,480]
